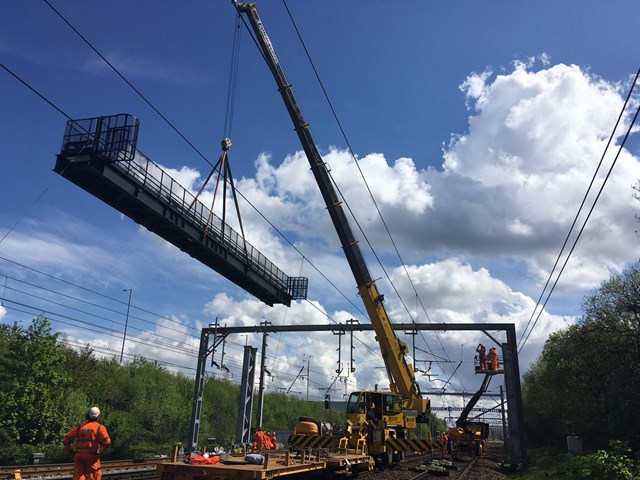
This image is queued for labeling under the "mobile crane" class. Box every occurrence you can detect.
[234,2,434,464]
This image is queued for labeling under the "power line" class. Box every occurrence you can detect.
[3,12,379,390]
[41,0,215,170]
[279,0,458,386]
[518,67,640,352]
[2,298,197,358]
[0,255,193,332]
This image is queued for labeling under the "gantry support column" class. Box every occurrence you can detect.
[235,346,257,445]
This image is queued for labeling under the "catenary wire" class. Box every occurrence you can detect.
[0,255,193,332]
[2,300,193,358]
[1,274,193,339]
[7,5,457,393]
[518,67,640,352]
[518,67,640,350]
[41,0,215,170]
[1,284,197,353]
[279,0,458,385]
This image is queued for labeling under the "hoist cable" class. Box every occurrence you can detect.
[223,12,242,139]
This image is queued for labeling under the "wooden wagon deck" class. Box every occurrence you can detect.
[156,450,373,480]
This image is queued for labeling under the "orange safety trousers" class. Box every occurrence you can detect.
[63,420,110,480]
[72,454,102,480]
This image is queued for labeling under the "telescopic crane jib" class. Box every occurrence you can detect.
[233,1,433,463]
[233,0,429,419]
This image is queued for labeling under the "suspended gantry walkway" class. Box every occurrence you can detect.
[54,114,307,306]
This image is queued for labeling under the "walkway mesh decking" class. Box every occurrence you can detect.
[54,114,307,306]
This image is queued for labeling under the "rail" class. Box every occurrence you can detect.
[0,459,163,480]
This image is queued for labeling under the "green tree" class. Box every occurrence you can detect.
[201,377,239,447]
[73,356,194,458]
[522,261,640,450]
[0,317,70,462]
[580,262,640,448]
[559,441,640,480]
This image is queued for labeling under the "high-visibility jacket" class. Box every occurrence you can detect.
[252,430,272,452]
[476,344,486,366]
[487,348,499,370]
[63,421,111,456]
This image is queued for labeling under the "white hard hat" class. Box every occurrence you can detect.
[88,407,101,419]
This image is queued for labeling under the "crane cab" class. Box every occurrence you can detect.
[345,390,408,428]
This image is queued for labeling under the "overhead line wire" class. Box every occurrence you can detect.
[59,338,199,374]
[2,298,197,358]
[41,0,215,170]
[2,284,196,352]
[2,273,191,338]
[518,67,640,352]
[0,63,68,248]
[38,1,367,327]
[0,255,193,332]
[280,0,458,386]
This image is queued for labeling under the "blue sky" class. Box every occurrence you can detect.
[1,1,639,416]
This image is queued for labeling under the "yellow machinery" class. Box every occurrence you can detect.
[234,2,438,465]
[446,373,492,456]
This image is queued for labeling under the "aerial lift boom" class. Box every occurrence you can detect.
[233,1,429,420]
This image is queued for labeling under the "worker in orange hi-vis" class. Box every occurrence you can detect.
[252,426,271,453]
[63,407,111,480]
[442,432,449,455]
[487,347,499,371]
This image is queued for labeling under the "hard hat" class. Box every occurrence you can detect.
[88,407,101,419]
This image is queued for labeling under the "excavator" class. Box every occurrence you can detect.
[233,2,436,465]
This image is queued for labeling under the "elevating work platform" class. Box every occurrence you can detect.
[54,114,307,306]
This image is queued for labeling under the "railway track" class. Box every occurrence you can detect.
[341,442,510,480]
[2,442,512,480]
[0,459,163,480]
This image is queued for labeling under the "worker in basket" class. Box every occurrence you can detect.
[487,346,499,370]
[476,343,487,371]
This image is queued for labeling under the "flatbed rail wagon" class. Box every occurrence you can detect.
[156,450,373,480]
